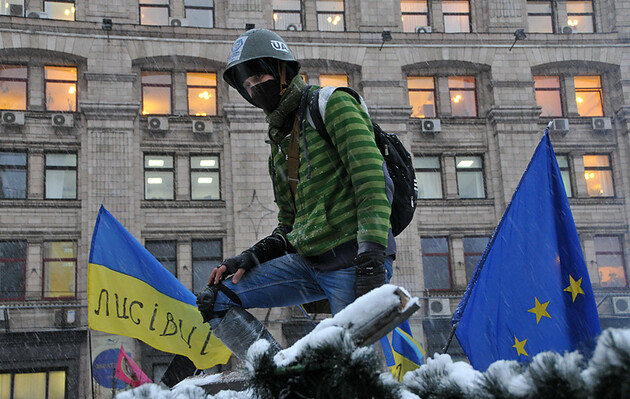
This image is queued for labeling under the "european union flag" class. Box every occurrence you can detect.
[453,129,601,371]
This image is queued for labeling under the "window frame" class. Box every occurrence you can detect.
[190,154,221,201]
[422,236,452,291]
[555,153,573,198]
[0,64,28,111]
[316,0,346,32]
[273,0,302,30]
[583,153,615,198]
[186,71,217,117]
[184,0,214,28]
[0,369,67,399]
[0,151,28,200]
[414,154,443,199]
[42,241,77,300]
[192,239,223,294]
[594,235,628,288]
[442,0,471,33]
[0,240,27,301]
[527,0,555,33]
[408,76,437,118]
[534,75,564,117]
[448,76,478,118]
[145,240,178,277]
[139,0,170,26]
[141,70,173,116]
[463,236,488,282]
[143,153,175,201]
[401,0,430,32]
[567,0,595,33]
[455,154,486,199]
[44,65,77,112]
[574,75,604,117]
[44,152,77,200]
[44,0,76,21]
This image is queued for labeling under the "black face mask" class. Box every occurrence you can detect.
[250,79,282,113]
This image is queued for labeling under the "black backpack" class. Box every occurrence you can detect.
[303,87,418,236]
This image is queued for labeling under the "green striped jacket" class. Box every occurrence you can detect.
[269,88,391,256]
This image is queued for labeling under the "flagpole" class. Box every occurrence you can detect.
[88,329,95,399]
[441,322,458,354]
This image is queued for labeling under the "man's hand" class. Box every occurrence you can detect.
[208,264,247,285]
[353,251,386,299]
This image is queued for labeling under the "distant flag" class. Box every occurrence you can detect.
[116,345,152,388]
[88,206,232,369]
[453,129,601,370]
[381,320,425,382]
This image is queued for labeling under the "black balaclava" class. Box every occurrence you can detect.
[232,58,284,113]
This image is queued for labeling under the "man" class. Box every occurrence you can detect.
[196,28,395,360]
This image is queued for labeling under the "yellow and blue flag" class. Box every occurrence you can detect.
[88,206,231,369]
[381,320,425,381]
[453,129,601,370]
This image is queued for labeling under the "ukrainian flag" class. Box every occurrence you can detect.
[88,206,231,369]
[381,320,424,382]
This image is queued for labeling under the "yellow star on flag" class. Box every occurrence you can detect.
[513,336,528,357]
[564,275,584,302]
[528,297,551,324]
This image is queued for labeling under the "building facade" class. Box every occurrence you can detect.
[1,0,630,396]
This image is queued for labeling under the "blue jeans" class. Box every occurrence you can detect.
[208,253,394,329]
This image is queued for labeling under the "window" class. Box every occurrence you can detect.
[442,0,470,33]
[583,154,614,197]
[527,1,554,33]
[594,236,627,288]
[556,154,573,198]
[456,155,485,198]
[316,0,344,32]
[408,76,436,118]
[191,155,220,200]
[142,71,172,115]
[415,155,442,199]
[43,241,76,299]
[273,0,301,30]
[1,370,65,398]
[567,1,594,33]
[422,237,451,290]
[448,76,477,117]
[0,0,25,16]
[0,65,27,110]
[192,239,222,293]
[187,72,217,116]
[144,155,174,200]
[45,153,77,200]
[574,76,603,117]
[44,66,77,112]
[319,74,348,87]
[0,241,26,300]
[401,0,429,32]
[0,151,27,199]
[146,240,177,276]
[185,0,213,28]
[140,0,169,25]
[534,76,563,117]
[463,236,488,281]
[44,0,75,20]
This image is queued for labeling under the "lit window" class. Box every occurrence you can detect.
[527,1,554,33]
[583,154,614,197]
[185,0,213,28]
[408,76,436,118]
[45,66,77,112]
[144,154,174,200]
[594,236,627,288]
[45,153,77,199]
[1,370,65,398]
[43,241,76,299]
[192,239,222,293]
[463,236,488,281]
[534,76,563,117]
[140,0,169,25]
[146,240,177,276]
[442,0,470,33]
[448,76,477,117]
[0,151,27,199]
[0,241,26,300]
[187,72,217,116]
[319,74,348,87]
[44,0,75,21]
[456,155,485,198]
[0,65,27,110]
[401,0,429,32]
[273,0,301,30]
[567,0,594,33]
[422,237,451,290]
[415,155,442,199]
[0,0,25,16]
[191,155,220,200]
[575,75,603,117]
[316,0,344,32]
[556,154,573,198]
[142,71,172,115]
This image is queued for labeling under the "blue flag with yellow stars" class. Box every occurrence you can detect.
[453,129,601,371]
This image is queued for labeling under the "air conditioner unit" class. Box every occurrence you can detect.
[592,117,612,132]
[612,297,630,315]
[421,118,441,133]
[1,111,25,125]
[9,4,24,16]
[561,25,577,34]
[54,309,77,328]
[415,26,432,34]
[286,23,302,31]
[26,10,50,19]
[51,113,74,127]
[169,18,189,27]
[192,119,212,133]
[550,118,569,134]
[148,116,169,131]
[428,298,451,317]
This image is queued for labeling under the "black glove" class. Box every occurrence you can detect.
[353,251,387,299]
[196,285,219,323]
[223,227,294,275]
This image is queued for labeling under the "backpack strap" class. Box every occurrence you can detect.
[287,85,314,197]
